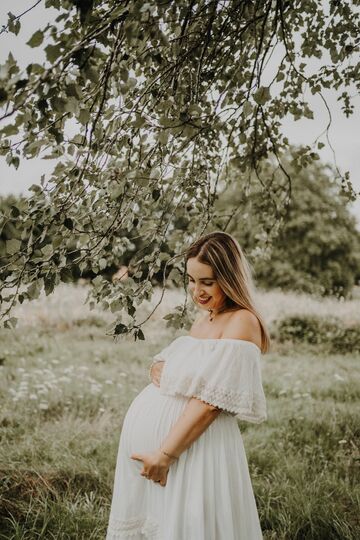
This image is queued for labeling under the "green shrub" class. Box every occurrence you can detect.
[330,326,360,354]
[274,315,339,345]
[274,314,360,353]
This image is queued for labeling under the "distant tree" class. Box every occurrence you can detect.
[0,1,359,335]
[214,152,360,297]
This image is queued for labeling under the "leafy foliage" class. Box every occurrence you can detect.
[215,153,360,297]
[0,0,359,335]
[274,313,360,354]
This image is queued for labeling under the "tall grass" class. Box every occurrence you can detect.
[0,284,359,539]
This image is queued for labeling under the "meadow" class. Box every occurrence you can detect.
[0,283,359,539]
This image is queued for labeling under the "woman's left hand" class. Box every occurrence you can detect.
[150,360,164,387]
[130,449,173,487]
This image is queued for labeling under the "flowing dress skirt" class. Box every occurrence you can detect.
[106,382,263,540]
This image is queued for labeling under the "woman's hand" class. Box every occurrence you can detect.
[130,449,173,487]
[150,360,164,387]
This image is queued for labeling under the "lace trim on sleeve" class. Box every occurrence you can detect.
[160,372,267,423]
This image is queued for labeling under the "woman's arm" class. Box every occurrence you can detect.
[153,314,221,458]
[133,352,221,485]
[150,363,221,458]
[134,314,221,484]
[150,362,221,458]
[131,397,221,486]
[159,397,222,461]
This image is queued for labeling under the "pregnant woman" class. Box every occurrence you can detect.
[106,231,270,540]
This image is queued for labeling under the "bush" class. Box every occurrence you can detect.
[331,326,360,354]
[274,315,339,345]
[274,314,360,353]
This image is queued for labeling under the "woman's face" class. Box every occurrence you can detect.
[186,256,227,312]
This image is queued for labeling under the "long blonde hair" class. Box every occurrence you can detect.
[185,231,270,354]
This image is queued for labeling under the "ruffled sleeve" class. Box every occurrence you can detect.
[156,335,267,424]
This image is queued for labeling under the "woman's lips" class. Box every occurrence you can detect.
[197,297,211,305]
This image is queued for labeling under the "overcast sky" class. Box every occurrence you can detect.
[1,0,359,227]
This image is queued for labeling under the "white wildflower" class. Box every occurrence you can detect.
[39,402,49,410]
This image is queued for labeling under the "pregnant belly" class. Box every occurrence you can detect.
[121,383,190,457]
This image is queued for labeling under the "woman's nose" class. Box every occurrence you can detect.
[194,285,204,296]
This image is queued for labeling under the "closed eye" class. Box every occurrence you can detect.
[187,278,213,286]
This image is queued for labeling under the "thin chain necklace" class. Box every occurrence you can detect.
[208,303,237,322]
[208,307,226,322]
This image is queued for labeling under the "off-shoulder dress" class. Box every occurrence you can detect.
[106,335,267,540]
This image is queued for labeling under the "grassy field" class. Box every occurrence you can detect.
[0,284,359,539]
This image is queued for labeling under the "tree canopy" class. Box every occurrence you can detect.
[0,0,359,336]
[215,152,360,297]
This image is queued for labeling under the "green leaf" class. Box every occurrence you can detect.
[114,323,128,334]
[158,130,169,145]
[239,133,247,144]
[44,274,55,296]
[0,88,8,104]
[2,124,18,136]
[64,217,73,230]
[64,97,79,114]
[243,101,253,117]
[8,13,21,35]
[110,300,122,313]
[4,317,18,329]
[120,68,128,82]
[304,107,314,119]
[51,96,67,112]
[10,205,20,218]
[99,258,107,270]
[45,44,61,63]
[27,30,44,48]
[79,108,90,125]
[41,244,53,258]
[253,86,271,106]
[10,156,20,169]
[60,267,73,283]
[27,281,41,300]
[92,276,103,287]
[6,238,21,255]
[137,328,145,340]
[188,104,202,115]
[133,113,146,128]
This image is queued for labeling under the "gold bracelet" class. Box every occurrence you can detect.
[161,448,179,460]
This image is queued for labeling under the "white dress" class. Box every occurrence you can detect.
[106,335,267,540]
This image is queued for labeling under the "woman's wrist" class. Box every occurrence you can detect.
[157,447,179,464]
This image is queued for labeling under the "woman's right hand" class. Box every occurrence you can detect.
[150,360,165,387]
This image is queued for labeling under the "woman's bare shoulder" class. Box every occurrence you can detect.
[221,309,261,348]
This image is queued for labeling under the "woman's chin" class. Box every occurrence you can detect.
[197,300,213,309]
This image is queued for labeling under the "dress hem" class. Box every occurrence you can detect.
[106,515,159,539]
